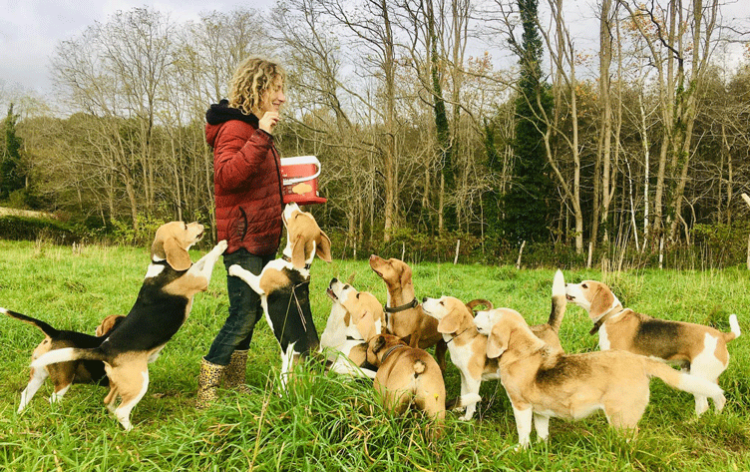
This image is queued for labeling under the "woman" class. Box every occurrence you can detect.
[197,56,286,408]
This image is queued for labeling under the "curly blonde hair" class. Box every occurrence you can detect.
[228,56,286,116]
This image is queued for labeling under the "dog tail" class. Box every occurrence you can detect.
[1,307,60,338]
[722,314,741,343]
[413,359,426,377]
[466,299,493,315]
[645,358,725,411]
[547,270,567,331]
[30,347,107,369]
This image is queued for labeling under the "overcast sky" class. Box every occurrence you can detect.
[0,0,747,101]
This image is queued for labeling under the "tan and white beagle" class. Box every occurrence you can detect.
[421,270,567,421]
[320,278,384,378]
[228,203,332,386]
[3,309,124,413]
[32,221,227,430]
[365,333,447,437]
[474,305,725,448]
[368,255,447,371]
[565,279,740,415]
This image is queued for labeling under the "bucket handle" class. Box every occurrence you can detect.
[283,162,321,185]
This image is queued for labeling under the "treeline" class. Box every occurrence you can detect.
[1,1,750,268]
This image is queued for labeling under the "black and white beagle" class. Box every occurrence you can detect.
[31,221,227,430]
[228,203,332,386]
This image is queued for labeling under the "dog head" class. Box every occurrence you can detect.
[565,280,621,321]
[369,255,413,293]
[95,315,126,337]
[329,279,383,340]
[422,296,476,337]
[151,221,205,271]
[366,334,407,367]
[474,308,529,359]
[282,203,332,269]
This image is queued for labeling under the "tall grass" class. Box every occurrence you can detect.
[1,240,749,471]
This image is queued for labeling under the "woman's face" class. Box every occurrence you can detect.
[257,76,286,115]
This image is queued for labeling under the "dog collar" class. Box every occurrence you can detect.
[380,344,408,364]
[589,308,629,335]
[446,327,471,345]
[384,298,419,313]
[281,254,311,270]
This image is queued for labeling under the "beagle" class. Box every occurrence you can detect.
[320,278,384,378]
[421,270,567,421]
[368,255,447,371]
[228,203,332,386]
[32,221,227,430]
[3,309,124,413]
[565,279,740,415]
[365,333,447,437]
[473,305,726,448]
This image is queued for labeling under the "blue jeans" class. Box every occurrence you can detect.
[204,248,274,366]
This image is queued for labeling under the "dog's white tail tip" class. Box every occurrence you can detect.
[0,307,7,314]
[552,270,565,297]
[729,314,741,338]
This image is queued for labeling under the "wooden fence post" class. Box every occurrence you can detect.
[516,241,526,270]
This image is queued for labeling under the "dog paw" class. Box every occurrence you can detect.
[713,394,726,412]
[227,264,243,278]
[216,240,228,253]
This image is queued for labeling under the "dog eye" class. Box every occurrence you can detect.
[439,301,444,306]
[356,293,360,299]
[582,283,588,289]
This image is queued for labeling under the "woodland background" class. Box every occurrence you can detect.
[2,0,750,268]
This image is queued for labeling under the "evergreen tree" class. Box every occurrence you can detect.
[1,103,24,199]
[503,0,553,243]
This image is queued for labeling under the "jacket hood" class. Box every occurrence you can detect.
[205,99,259,147]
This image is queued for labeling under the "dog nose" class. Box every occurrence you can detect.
[422,297,428,303]
[332,278,338,283]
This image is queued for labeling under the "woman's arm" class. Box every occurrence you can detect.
[214,124,274,192]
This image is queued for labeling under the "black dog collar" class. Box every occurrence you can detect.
[384,298,419,313]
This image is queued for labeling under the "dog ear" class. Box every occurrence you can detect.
[437,313,460,334]
[291,234,307,269]
[96,315,124,337]
[486,326,509,359]
[372,335,387,353]
[316,230,332,263]
[399,262,413,290]
[589,284,615,319]
[163,237,191,271]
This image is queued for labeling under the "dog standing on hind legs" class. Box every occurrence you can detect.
[228,203,331,388]
[30,222,227,431]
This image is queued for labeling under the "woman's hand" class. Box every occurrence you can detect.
[258,111,280,134]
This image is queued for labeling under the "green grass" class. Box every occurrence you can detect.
[1,240,749,471]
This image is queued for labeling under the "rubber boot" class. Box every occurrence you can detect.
[196,357,224,409]
[223,349,253,395]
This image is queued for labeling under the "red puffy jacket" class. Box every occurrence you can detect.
[206,101,283,256]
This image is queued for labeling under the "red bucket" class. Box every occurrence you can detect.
[280,156,327,205]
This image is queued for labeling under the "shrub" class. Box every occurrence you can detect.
[0,215,80,243]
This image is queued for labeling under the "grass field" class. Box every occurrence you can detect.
[1,239,749,471]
